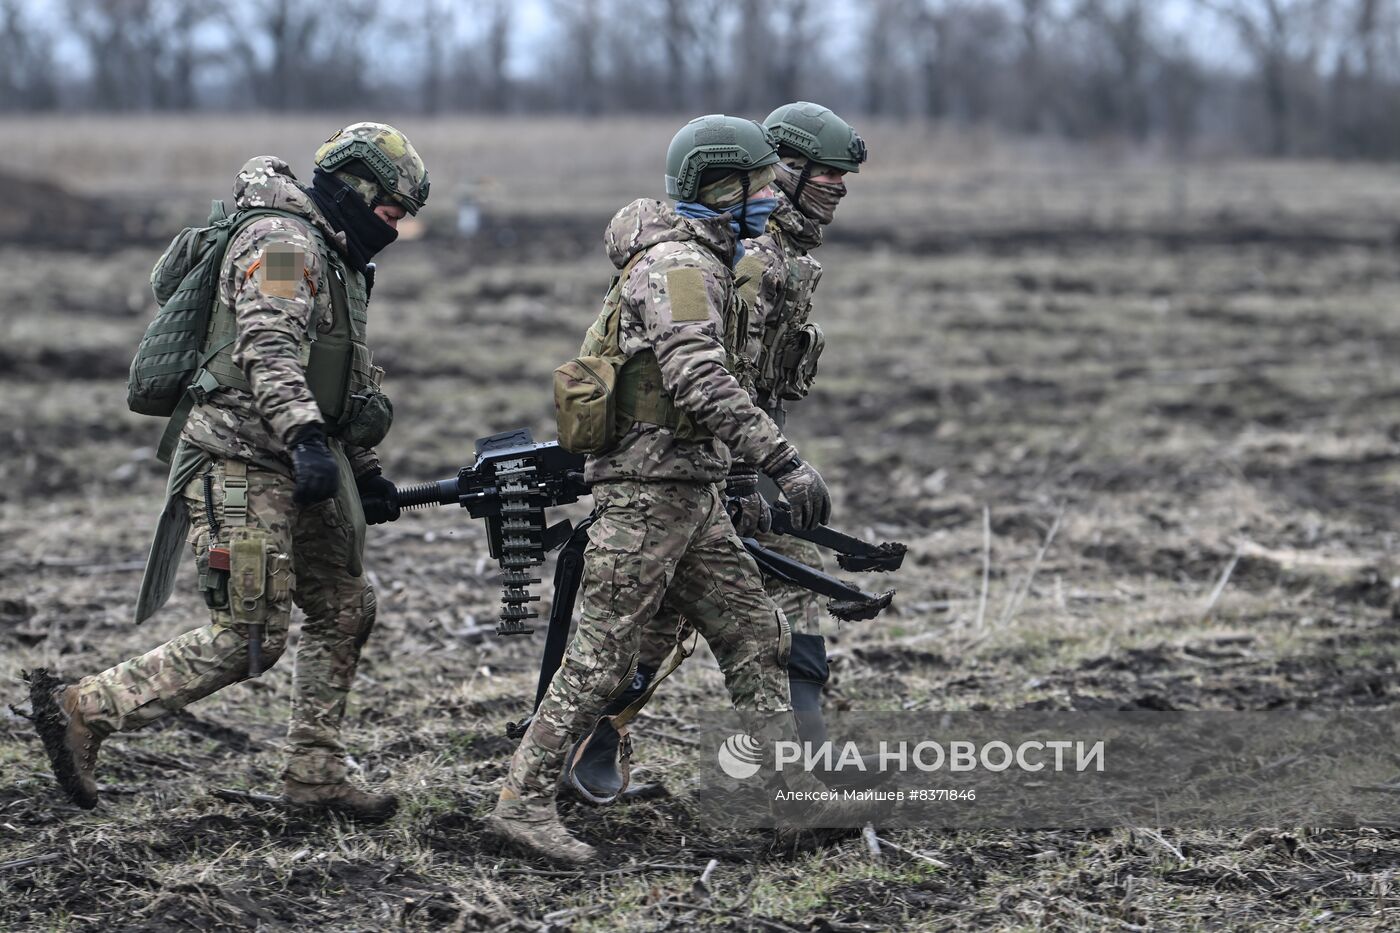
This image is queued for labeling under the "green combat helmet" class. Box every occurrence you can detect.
[763,102,867,174]
[315,122,431,214]
[665,114,780,202]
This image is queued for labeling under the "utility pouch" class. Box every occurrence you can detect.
[335,387,394,448]
[554,355,619,455]
[775,322,825,402]
[228,529,269,624]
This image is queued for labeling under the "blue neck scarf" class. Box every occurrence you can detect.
[675,198,779,265]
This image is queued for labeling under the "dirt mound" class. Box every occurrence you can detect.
[0,169,147,249]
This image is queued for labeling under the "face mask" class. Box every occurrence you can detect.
[775,161,847,225]
[798,177,847,225]
[307,168,399,273]
[734,196,778,238]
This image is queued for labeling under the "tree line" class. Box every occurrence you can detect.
[3,0,1400,159]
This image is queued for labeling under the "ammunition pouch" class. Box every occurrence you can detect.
[554,354,619,455]
[555,252,738,455]
[333,387,393,449]
[772,321,824,402]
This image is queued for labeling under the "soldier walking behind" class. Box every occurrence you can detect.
[25,123,428,821]
[487,115,886,865]
[569,103,873,799]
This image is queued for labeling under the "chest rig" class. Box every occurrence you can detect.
[748,227,825,410]
[560,252,748,451]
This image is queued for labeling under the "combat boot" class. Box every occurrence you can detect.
[565,664,657,803]
[486,794,596,866]
[25,669,102,810]
[789,634,890,792]
[282,779,398,823]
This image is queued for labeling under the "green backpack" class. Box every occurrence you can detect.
[127,201,283,421]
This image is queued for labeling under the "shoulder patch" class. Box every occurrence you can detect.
[256,243,304,299]
[666,268,710,322]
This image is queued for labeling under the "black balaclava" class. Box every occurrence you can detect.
[306,167,398,274]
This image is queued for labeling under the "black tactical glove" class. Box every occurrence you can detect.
[763,449,831,530]
[357,468,400,525]
[289,423,339,507]
[725,466,772,538]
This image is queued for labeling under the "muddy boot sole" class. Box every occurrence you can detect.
[23,669,97,810]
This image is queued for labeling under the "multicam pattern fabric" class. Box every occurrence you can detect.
[637,528,822,671]
[735,188,829,635]
[501,479,792,801]
[314,122,430,214]
[696,163,779,210]
[774,159,847,226]
[181,157,378,477]
[72,459,376,785]
[769,170,827,249]
[585,198,793,485]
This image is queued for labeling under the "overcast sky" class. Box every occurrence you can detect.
[30,0,1246,82]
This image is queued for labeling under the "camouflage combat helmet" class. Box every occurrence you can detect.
[763,102,867,173]
[665,115,780,202]
[315,122,431,214]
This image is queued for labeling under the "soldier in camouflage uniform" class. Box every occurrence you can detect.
[487,115,887,865]
[567,103,873,801]
[26,123,429,821]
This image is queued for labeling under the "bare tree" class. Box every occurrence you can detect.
[548,0,603,114]
[417,0,456,114]
[768,0,814,106]
[1195,0,1335,156]
[1074,0,1153,140]
[0,0,58,110]
[482,0,512,112]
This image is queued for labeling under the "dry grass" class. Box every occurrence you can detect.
[3,117,1400,930]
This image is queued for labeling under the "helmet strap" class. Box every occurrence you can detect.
[792,160,814,205]
[737,173,750,237]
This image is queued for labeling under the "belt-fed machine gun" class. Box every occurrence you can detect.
[371,428,906,716]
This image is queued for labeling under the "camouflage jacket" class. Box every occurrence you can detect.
[736,189,823,416]
[585,198,793,484]
[181,156,379,477]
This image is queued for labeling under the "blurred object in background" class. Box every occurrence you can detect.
[457,182,481,239]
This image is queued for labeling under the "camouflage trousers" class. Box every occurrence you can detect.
[502,480,792,801]
[72,458,376,785]
[639,528,824,669]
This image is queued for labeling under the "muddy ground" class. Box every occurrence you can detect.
[3,118,1400,930]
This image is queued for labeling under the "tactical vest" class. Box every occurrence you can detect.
[573,252,748,444]
[157,210,387,461]
[737,227,825,409]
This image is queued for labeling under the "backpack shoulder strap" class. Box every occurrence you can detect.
[599,251,653,354]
